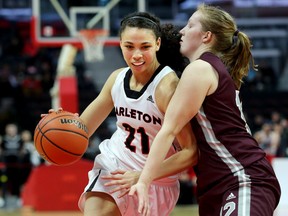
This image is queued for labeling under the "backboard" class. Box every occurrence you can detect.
[31,0,182,48]
[31,0,149,48]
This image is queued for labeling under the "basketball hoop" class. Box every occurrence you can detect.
[78,29,108,62]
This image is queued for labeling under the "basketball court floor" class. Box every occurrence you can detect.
[0,205,199,216]
[0,189,199,216]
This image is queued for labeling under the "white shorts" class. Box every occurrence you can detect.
[78,153,180,216]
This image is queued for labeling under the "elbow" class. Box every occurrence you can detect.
[182,146,199,169]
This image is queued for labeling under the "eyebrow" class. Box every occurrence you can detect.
[122,41,152,45]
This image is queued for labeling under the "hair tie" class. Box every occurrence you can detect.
[232,30,239,46]
[234,29,239,36]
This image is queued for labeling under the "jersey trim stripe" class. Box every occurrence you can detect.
[86,169,101,192]
[196,107,252,215]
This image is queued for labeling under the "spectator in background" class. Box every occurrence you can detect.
[270,111,282,125]
[276,118,288,157]
[21,130,42,167]
[250,114,265,134]
[0,123,24,201]
[254,122,281,162]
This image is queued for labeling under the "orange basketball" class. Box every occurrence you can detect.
[34,110,89,166]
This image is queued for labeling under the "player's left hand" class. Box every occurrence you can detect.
[129,182,150,216]
[102,170,141,198]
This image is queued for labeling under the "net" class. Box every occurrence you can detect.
[78,29,108,62]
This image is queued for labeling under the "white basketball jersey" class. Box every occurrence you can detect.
[99,65,178,182]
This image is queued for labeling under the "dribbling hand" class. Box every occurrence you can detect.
[41,107,79,118]
[41,107,63,118]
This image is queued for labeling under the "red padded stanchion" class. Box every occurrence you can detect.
[21,159,93,211]
[59,76,78,113]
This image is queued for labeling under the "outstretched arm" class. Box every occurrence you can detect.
[157,121,198,179]
[129,61,214,215]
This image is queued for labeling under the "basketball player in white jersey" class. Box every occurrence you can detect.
[77,12,198,216]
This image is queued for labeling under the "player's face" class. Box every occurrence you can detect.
[120,27,160,74]
[180,11,206,60]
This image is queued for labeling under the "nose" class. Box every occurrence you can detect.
[180,27,184,35]
[133,49,143,59]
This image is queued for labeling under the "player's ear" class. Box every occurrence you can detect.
[156,37,161,51]
[203,31,212,43]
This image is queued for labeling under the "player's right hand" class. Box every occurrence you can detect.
[41,107,63,118]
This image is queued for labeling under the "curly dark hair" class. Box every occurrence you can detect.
[157,23,189,77]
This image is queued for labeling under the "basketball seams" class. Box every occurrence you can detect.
[44,128,88,140]
[39,129,75,166]
[41,129,85,156]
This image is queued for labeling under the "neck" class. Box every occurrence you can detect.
[189,47,211,62]
[130,62,160,91]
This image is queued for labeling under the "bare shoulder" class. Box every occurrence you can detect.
[182,60,218,95]
[185,59,211,72]
[158,71,179,92]
[105,67,127,86]
[110,67,126,79]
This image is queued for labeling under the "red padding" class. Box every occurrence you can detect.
[21,159,93,211]
[59,76,78,113]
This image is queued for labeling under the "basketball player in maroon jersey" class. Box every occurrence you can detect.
[129,4,281,216]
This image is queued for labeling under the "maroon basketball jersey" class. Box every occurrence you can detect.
[191,52,266,195]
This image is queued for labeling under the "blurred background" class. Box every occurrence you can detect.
[0,0,287,215]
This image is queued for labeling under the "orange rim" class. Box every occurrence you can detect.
[78,29,108,41]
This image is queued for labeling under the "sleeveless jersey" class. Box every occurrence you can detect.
[101,65,178,182]
[191,52,266,195]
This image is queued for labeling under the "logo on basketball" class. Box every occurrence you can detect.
[59,118,88,134]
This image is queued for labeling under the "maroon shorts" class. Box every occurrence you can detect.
[198,158,281,216]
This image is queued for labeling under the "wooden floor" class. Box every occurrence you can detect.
[1,205,287,216]
[0,205,199,216]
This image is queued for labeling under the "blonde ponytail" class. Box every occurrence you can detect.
[198,4,257,89]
